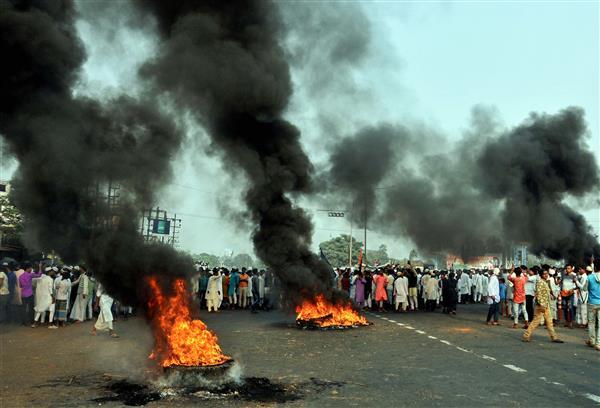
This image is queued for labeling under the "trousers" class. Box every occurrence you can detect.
[588,304,600,345]
[513,302,528,324]
[523,306,557,340]
[486,302,499,322]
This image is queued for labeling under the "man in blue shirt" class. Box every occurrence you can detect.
[586,262,600,351]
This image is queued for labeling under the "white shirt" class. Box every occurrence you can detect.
[56,278,72,300]
[525,274,538,296]
[487,275,500,304]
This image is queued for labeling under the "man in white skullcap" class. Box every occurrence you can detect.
[31,267,55,328]
[574,266,591,328]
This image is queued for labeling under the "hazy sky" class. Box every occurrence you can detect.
[2,1,598,260]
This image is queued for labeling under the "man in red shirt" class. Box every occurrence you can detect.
[509,267,529,329]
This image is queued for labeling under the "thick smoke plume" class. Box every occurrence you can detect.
[0,0,191,305]
[323,107,599,264]
[135,0,336,304]
[476,107,600,263]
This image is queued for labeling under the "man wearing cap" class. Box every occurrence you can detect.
[458,270,471,304]
[574,266,590,328]
[31,267,54,328]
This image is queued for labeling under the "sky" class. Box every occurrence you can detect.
[1,0,598,260]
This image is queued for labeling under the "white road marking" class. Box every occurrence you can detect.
[503,364,527,373]
[368,311,589,401]
[584,394,600,403]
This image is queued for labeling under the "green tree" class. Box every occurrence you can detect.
[319,234,362,267]
[194,252,220,267]
[231,253,254,268]
[0,194,23,242]
[368,244,389,265]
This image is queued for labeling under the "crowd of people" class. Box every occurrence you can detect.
[333,261,600,349]
[192,266,276,313]
[0,262,126,337]
[3,258,599,351]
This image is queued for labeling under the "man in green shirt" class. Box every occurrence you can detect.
[523,268,564,343]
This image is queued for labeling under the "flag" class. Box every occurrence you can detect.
[320,247,333,268]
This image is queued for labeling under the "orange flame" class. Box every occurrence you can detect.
[295,294,369,327]
[146,277,231,367]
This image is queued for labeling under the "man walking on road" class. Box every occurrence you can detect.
[585,262,600,351]
[523,268,564,344]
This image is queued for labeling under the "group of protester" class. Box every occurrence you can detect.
[0,262,121,337]
[334,261,600,350]
[3,257,599,351]
[192,266,274,313]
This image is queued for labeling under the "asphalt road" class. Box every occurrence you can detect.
[1,303,598,407]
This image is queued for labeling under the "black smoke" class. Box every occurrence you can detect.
[323,106,599,264]
[476,107,600,263]
[134,0,336,304]
[0,0,192,305]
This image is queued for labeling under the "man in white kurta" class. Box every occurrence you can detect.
[32,269,54,327]
[258,272,265,305]
[206,271,221,312]
[394,272,409,312]
[474,273,483,302]
[575,267,590,327]
[425,275,439,311]
[92,283,117,337]
[481,273,489,303]
[69,268,89,322]
[458,272,471,304]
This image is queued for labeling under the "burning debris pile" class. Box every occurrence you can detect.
[146,277,231,368]
[296,294,369,329]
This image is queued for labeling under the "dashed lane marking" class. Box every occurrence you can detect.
[584,393,600,403]
[503,364,527,373]
[366,311,593,403]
